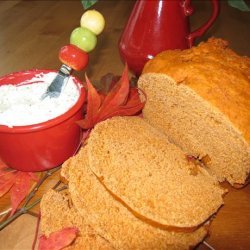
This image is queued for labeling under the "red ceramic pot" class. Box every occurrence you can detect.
[0,70,86,172]
[119,0,219,76]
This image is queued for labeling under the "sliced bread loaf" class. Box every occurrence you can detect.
[139,38,250,186]
[86,116,225,228]
[67,147,208,250]
[40,189,114,250]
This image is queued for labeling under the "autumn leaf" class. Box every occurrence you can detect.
[101,65,130,107]
[0,158,14,176]
[0,176,16,197]
[98,88,145,121]
[98,73,121,94]
[38,227,79,250]
[0,159,17,197]
[10,172,38,216]
[0,158,38,215]
[85,74,102,127]
[77,65,146,130]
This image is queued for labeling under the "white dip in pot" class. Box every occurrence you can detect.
[0,72,80,127]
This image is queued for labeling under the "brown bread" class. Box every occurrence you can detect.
[139,38,250,185]
[67,147,209,250]
[40,189,114,250]
[41,116,226,249]
[86,116,225,228]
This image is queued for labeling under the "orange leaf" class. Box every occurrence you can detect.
[99,102,145,122]
[84,74,102,127]
[38,227,79,250]
[99,107,144,122]
[77,65,146,130]
[28,172,39,182]
[98,88,145,121]
[0,169,16,179]
[0,159,17,197]
[0,177,16,197]
[99,64,130,117]
[98,73,120,95]
[10,172,37,216]
[0,159,38,214]
[0,158,10,173]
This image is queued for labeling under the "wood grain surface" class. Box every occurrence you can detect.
[0,1,249,250]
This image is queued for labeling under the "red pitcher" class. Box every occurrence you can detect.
[119,0,219,76]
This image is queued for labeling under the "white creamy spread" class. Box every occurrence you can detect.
[0,72,80,127]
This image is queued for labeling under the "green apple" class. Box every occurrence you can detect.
[80,10,105,35]
[70,27,97,52]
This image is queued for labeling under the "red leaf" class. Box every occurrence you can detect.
[99,64,130,117]
[0,158,17,197]
[0,158,10,175]
[98,88,145,121]
[0,158,38,215]
[77,65,146,130]
[0,168,17,182]
[0,169,16,179]
[28,172,39,182]
[124,88,146,109]
[38,227,79,250]
[85,74,102,127]
[0,177,16,197]
[99,102,145,122]
[98,73,120,94]
[10,172,37,216]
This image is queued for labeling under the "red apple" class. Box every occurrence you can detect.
[59,44,89,71]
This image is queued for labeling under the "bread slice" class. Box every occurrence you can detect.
[40,189,114,250]
[67,147,208,250]
[139,38,250,186]
[60,156,74,184]
[86,116,225,228]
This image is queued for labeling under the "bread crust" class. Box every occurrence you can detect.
[143,38,250,143]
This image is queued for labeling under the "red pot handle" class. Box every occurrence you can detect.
[183,0,220,47]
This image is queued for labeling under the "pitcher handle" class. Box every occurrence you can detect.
[184,0,220,47]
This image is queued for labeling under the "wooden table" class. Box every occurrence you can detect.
[0,1,249,249]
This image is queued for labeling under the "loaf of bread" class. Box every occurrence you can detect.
[40,116,226,249]
[139,38,250,186]
[40,38,250,248]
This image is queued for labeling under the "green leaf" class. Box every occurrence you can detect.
[81,0,98,10]
[228,0,250,11]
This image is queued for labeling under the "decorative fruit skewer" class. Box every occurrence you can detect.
[43,10,105,99]
[60,10,105,71]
